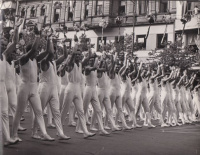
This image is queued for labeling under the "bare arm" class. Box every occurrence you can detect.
[109,55,115,77]
[131,63,143,83]
[177,75,185,87]
[55,43,68,66]
[20,35,40,65]
[152,66,161,79]
[3,26,19,58]
[36,37,51,62]
[163,70,174,82]
[119,55,127,76]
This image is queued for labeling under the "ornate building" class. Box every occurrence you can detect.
[1,1,17,39]
[1,1,182,51]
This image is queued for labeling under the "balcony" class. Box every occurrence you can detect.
[175,10,200,32]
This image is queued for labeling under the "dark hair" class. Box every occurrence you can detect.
[26,44,32,52]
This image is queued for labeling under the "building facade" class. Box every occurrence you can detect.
[1,1,17,39]
[2,0,200,52]
[175,1,200,50]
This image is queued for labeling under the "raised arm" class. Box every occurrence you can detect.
[109,54,115,77]
[119,54,128,75]
[163,70,174,82]
[3,20,22,58]
[151,65,161,79]
[36,37,51,62]
[20,25,40,65]
[121,58,129,77]
[156,64,165,80]
[177,75,186,87]
[85,57,98,76]
[55,43,68,66]
[131,62,143,83]
[97,59,107,72]
[186,74,196,88]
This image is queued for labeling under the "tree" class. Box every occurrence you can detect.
[148,41,199,71]
[124,33,143,54]
[79,33,89,51]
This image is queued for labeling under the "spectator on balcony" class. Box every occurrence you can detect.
[194,6,199,15]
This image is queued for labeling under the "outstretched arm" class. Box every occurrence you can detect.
[152,65,161,79]
[109,55,115,77]
[119,54,128,76]
[121,59,129,77]
[20,36,40,65]
[177,75,186,87]
[97,59,107,72]
[131,62,142,83]
[156,64,165,80]
[55,43,68,66]
[36,37,51,62]
[163,70,174,82]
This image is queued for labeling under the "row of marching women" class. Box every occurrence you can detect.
[1,20,200,147]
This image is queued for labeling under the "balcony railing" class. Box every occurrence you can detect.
[42,12,176,31]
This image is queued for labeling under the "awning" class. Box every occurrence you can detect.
[1,2,16,10]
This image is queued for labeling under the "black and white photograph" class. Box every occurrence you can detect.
[0,0,200,155]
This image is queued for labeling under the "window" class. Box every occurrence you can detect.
[97,37,106,51]
[68,7,73,21]
[84,1,89,20]
[30,7,36,17]
[138,1,148,15]
[54,9,60,22]
[41,5,46,16]
[21,8,25,18]
[54,2,62,22]
[96,5,103,15]
[118,0,126,15]
[159,0,168,13]
[65,39,72,48]
[115,36,124,44]
[136,35,146,49]
[84,8,89,19]
[86,38,90,44]
[96,0,103,15]
[157,34,168,48]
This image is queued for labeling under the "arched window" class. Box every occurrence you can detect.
[21,8,25,18]
[30,6,36,17]
[41,5,46,16]
[54,2,62,22]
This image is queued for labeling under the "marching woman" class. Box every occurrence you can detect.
[38,35,70,140]
[12,24,54,142]
[5,22,27,133]
[185,74,197,121]
[134,63,155,128]
[61,46,96,138]
[1,20,22,146]
[159,67,180,126]
[93,52,121,131]
[166,68,181,126]
[193,82,200,118]
[147,63,166,126]
[109,53,132,130]
[178,70,192,124]
[120,54,141,128]
[83,52,110,135]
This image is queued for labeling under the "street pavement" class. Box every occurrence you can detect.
[3,113,200,155]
